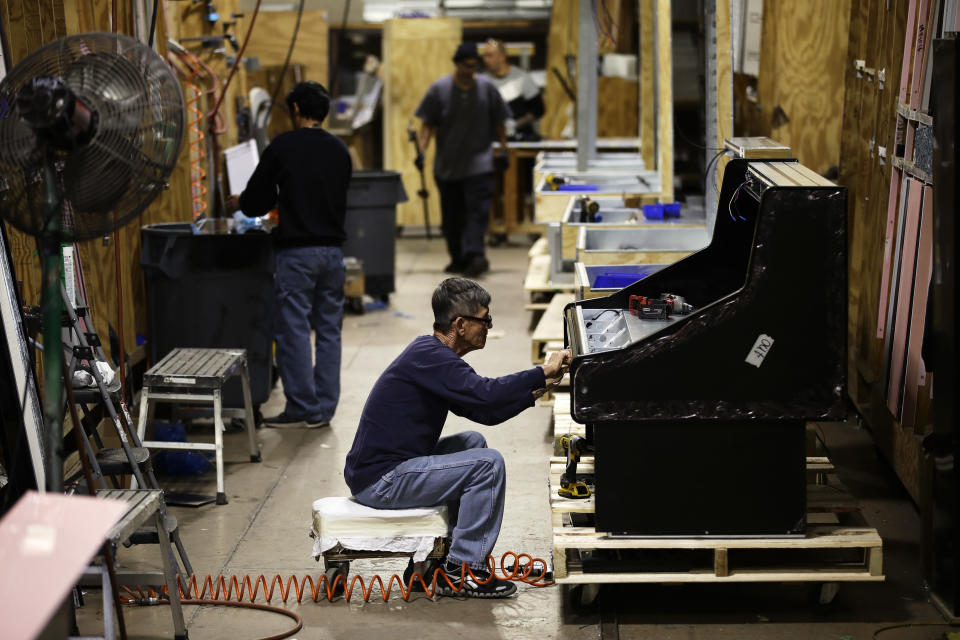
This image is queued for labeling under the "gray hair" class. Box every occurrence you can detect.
[432,277,491,331]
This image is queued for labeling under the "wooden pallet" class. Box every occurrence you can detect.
[531,293,574,363]
[524,255,576,311]
[549,469,883,585]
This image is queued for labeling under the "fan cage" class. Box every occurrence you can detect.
[0,32,185,241]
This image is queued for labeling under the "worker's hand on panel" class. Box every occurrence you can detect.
[225,194,240,213]
[542,349,571,380]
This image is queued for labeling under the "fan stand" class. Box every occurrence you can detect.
[37,152,65,493]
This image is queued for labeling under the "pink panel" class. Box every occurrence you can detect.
[898,0,919,106]
[887,179,923,419]
[0,492,126,640]
[901,185,934,429]
[909,0,936,109]
[877,167,904,338]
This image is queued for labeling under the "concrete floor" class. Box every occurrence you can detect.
[77,236,949,639]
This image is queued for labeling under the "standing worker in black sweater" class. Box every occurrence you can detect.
[227,81,353,428]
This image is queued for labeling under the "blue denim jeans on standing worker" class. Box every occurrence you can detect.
[436,173,496,264]
[274,245,345,421]
[353,431,505,570]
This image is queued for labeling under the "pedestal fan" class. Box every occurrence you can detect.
[0,33,184,491]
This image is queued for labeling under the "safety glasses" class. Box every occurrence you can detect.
[460,314,493,328]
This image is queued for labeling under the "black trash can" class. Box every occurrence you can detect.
[140,223,275,408]
[342,170,408,300]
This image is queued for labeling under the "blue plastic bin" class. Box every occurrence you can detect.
[642,203,664,219]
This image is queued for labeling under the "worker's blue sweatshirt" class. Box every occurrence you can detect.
[344,335,546,495]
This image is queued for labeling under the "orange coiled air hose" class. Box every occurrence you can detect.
[128,552,553,606]
[183,72,207,221]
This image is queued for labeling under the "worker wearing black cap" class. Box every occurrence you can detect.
[414,42,510,277]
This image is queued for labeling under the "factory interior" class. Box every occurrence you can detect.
[0,0,958,638]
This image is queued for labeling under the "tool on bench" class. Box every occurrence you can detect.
[578,196,600,222]
[558,434,590,499]
[628,293,694,320]
[545,173,570,190]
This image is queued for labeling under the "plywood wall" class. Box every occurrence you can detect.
[734,0,852,174]
[382,17,462,228]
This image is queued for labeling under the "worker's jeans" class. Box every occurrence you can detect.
[436,173,496,265]
[353,431,505,570]
[273,246,345,421]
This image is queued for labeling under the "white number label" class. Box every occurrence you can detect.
[745,334,774,368]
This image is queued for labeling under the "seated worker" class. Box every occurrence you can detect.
[344,277,570,598]
[481,39,545,141]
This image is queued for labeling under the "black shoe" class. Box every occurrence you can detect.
[436,560,517,599]
[462,256,489,277]
[262,412,329,429]
[444,260,465,273]
[402,559,428,593]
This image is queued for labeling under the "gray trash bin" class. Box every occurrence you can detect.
[342,170,408,300]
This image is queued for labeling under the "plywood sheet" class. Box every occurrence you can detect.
[382,17,461,228]
[763,0,851,175]
[597,77,639,138]
[655,0,673,203]
[640,0,655,169]
[240,10,329,88]
[542,0,577,140]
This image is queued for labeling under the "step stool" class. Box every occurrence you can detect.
[137,348,261,505]
[82,489,188,640]
[311,497,449,585]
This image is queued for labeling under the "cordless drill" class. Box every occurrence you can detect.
[545,173,570,190]
[558,434,590,499]
[628,293,693,320]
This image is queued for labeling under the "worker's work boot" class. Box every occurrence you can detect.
[436,560,517,599]
[462,256,489,277]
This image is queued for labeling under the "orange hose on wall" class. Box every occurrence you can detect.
[183,70,207,221]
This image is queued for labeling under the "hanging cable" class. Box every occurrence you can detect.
[210,0,262,119]
[329,0,351,98]
[266,0,306,124]
[703,149,727,196]
[147,0,160,48]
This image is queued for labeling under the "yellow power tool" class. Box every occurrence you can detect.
[558,434,590,499]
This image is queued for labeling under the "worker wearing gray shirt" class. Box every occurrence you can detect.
[415,42,510,277]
